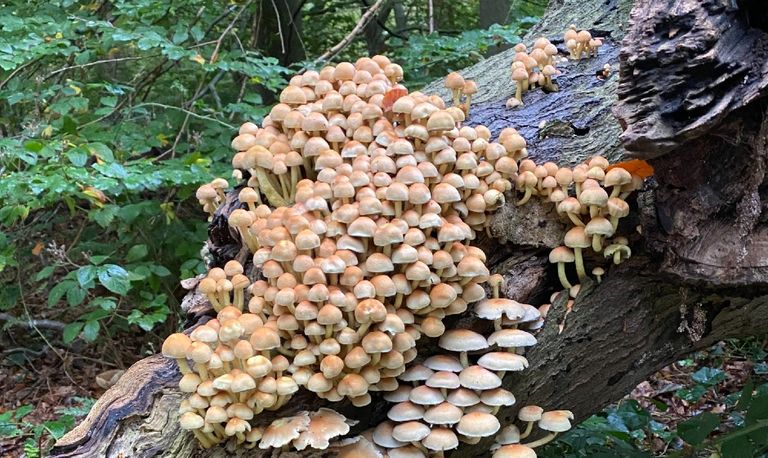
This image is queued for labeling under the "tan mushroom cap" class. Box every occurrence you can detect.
[422,427,459,451]
[495,424,521,445]
[481,388,516,407]
[423,401,463,425]
[259,413,311,449]
[373,420,406,448]
[392,421,431,442]
[456,411,501,437]
[388,446,428,458]
[388,401,425,422]
[487,329,537,348]
[518,405,544,422]
[459,365,502,390]
[423,355,464,372]
[438,329,488,352]
[478,352,529,372]
[493,444,537,458]
[292,408,351,451]
[447,387,480,407]
[538,410,574,432]
[162,333,192,358]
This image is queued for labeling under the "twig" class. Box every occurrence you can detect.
[0,57,43,91]
[270,0,286,54]
[428,0,434,33]
[0,312,66,331]
[44,56,150,80]
[312,0,386,65]
[131,103,236,129]
[210,0,253,64]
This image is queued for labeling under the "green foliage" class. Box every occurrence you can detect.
[0,397,95,456]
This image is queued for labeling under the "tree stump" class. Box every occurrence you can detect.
[52,0,768,456]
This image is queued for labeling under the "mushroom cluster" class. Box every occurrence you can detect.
[443,72,478,116]
[163,51,643,455]
[504,37,561,108]
[490,407,574,457]
[564,26,602,60]
[543,156,638,297]
[369,280,542,456]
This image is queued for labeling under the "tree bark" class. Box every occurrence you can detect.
[51,0,768,456]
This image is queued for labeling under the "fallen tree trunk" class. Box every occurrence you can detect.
[52,0,768,456]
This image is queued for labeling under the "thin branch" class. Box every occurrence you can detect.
[0,57,43,91]
[210,0,254,64]
[44,56,150,80]
[270,0,287,54]
[131,103,236,129]
[312,0,386,65]
[0,312,66,331]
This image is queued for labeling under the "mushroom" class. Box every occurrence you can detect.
[549,246,575,290]
[423,427,459,457]
[523,410,574,448]
[563,227,590,282]
[517,405,543,439]
[162,333,193,374]
[492,444,536,458]
[438,329,489,367]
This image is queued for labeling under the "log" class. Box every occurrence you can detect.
[52,0,768,456]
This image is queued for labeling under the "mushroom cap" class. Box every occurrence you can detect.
[438,329,488,352]
[456,412,500,437]
[585,216,614,237]
[538,410,574,432]
[399,364,434,382]
[179,411,205,430]
[481,388,516,407]
[564,226,590,249]
[426,371,460,390]
[518,405,544,421]
[492,444,537,458]
[487,329,537,348]
[549,246,575,263]
[259,413,311,449]
[459,365,502,390]
[250,327,281,351]
[162,333,191,359]
[423,355,464,372]
[495,424,521,445]
[409,385,446,406]
[579,186,609,207]
[422,427,459,451]
[447,387,480,407]
[444,72,465,89]
[423,402,463,425]
[388,446,427,458]
[292,408,352,451]
[392,421,431,442]
[476,298,526,321]
[373,420,405,448]
[388,401,425,422]
[477,352,529,372]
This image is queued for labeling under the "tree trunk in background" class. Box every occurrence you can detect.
[262,0,305,66]
[480,0,510,27]
[51,0,768,456]
[363,0,394,56]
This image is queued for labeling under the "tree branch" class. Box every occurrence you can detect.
[312,0,386,65]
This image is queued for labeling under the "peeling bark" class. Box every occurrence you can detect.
[52,0,768,456]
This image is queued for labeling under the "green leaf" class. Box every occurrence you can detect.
[62,322,83,343]
[89,255,109,265]
[691,367,726,385]
[99,96,117,108]
[736,379,755,412]
[34,266,56,281]
[48,280,76,307]
[88,143,114,162]
[66,284,87,306]
[90,297,116,311]
[66,147,88,166]
[82,320,100,342]
[746,392,768,425]
[721,434,754,458]
[150,264,171,277]
[42,416,75,440]
[677,384,708,402]
[678,412,720,445]
[76,266,96,287]
[125,244,148,262]
[97,264,130,295]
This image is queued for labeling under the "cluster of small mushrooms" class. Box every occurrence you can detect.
[168,31,640,456]
[504,37,560,108]
[564,26,602,60]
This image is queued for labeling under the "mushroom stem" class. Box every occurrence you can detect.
[566,211,584,227]
[515,83,523,102]
[610,185,622,199]
[574,247,587,282]
[459,351,469,368]
[204,293,222,312]
[610,215,621,231]
[519,421,535,440]
[524,432,558,448]
[494,318,503,331]
[516,187,533,206]
[192,429,214,448]
[176,358,192,374]
[557,262,573,290]
[195,363,209,381]
[591,235,603,253]
[589,205,599,218]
